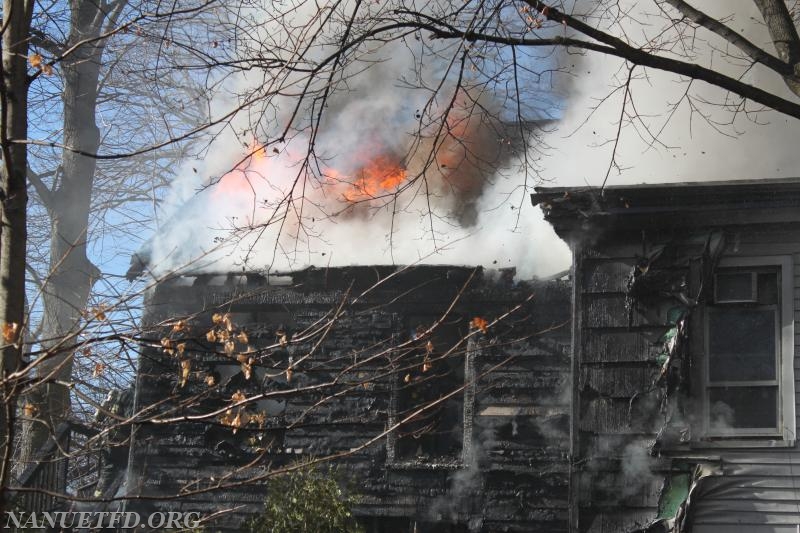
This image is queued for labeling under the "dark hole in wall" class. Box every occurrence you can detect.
[395,315,466,461]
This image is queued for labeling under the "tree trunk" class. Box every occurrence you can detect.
[19,1,103,478]
[753,0,800,96]
[0,0,34,512]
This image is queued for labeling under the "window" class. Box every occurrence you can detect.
[700,256,795,442]
[387,316,474,466]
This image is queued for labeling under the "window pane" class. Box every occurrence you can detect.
[757,272,778,305]
[715,272,753,302]
[708,386,777,430]
[708,308,776,381]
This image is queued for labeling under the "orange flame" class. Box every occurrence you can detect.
[336,155,407,202]
[215,141,269,195]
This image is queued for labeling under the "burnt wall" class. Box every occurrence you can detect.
[126,266,572,532]
[574,225,800,533]
[575,232,686,533]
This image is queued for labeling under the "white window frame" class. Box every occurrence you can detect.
[699,255,795,445]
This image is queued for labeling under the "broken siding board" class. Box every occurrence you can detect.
[580,435,659,462]
[476,389,566,406]
[578,472,663,508]
[475,359,569,373]
[476,370,567,393]
[582,241,648,259]
[477,406,568,417]
[580,455,671,477]
[582,509,659,533]
[580,366,660,398]
[582,259,636,293]
[583,294,671,328]
[580,395,661,433]
[582,329,664,363]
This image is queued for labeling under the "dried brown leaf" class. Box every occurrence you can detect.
[2,322,19,343]
[92,363,106,378]
[249,411,266,428]
[179,359,191,387]
[470,316,489,334]
[224,339,235,356]
[230,410,247,434]
[241,358,253,380]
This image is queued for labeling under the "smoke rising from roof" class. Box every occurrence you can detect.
[147,3,572,279]
[147,1,800,280]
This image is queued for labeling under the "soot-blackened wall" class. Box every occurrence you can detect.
[126,266,571,532]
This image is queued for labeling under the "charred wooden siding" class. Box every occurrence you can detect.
[575,230,800,533]
[575,240,672,533]
[125,266,572,532]
[534,180,800,533]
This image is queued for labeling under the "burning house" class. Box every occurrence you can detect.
[121,265,572,532]
[24,177,800,532]
[532,178,800,533]
[100,98,576,531]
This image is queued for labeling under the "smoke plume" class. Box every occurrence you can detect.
[147,1,800,280]
[146,1,573,279]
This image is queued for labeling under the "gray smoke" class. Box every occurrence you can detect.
[150,1,798,279]
[542,1,800,188]
[147,2,573,279]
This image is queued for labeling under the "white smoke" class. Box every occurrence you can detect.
[149,132,572,278]
[147,0,800,279]
[148,1,573,279]
[542,1,800,187]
